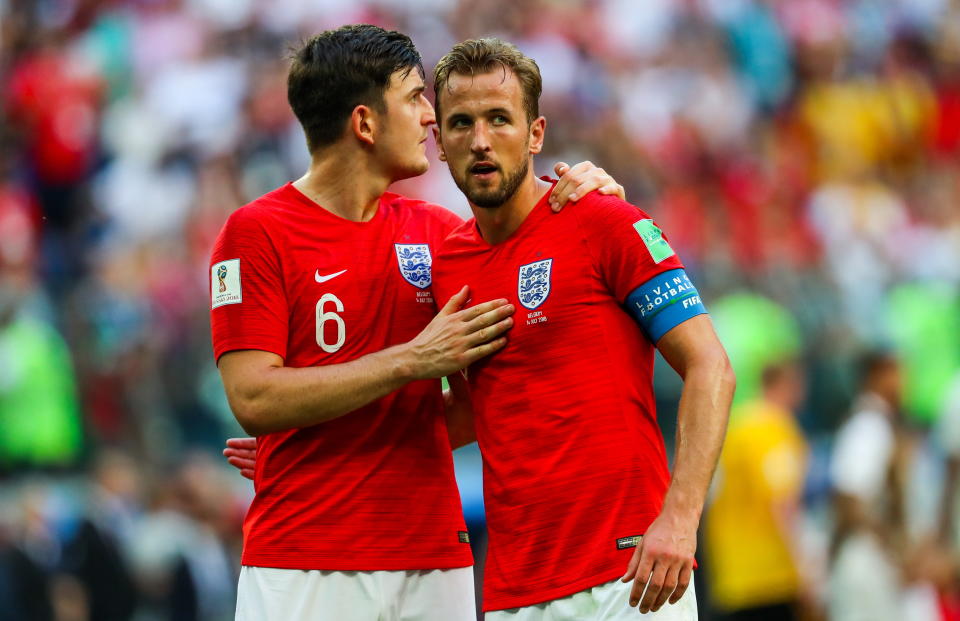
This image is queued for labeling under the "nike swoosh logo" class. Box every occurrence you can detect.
[315,269,347,283]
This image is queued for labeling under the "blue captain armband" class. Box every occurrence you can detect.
[625,269,707,343]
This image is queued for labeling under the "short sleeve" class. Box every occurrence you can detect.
[573,195,685,303]
[209,207,288,361]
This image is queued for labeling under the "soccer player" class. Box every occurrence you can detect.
[210,25,621,621]
[427,39,735,619]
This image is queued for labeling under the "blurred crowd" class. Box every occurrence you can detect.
[0,0,959,619]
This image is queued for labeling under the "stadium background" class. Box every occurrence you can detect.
[1,0,960,619]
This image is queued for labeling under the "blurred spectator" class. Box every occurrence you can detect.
[937,371,960,543]
[0,289,83,472]
[827,350,935,621]
[0,152,82,472]
[705,360,813,621]
[0,519,53,621]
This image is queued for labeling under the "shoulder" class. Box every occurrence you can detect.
[832,410,894,470]
[839,409,892,443]
[726,406,770,448]
[221,186,290,234]
[382,192,465,230]
[212,188,291,260]
[568,192,671,250]
[571,192,651,228]
[435,218,478,260]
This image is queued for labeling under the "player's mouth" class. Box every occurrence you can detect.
[469,161,499,181]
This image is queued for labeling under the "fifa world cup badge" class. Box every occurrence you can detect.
[211,259,242,308]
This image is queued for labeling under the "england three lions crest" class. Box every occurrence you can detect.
[518,259,553,310]
[394,244,432,289]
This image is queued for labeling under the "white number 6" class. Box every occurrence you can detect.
[315,293,345,353]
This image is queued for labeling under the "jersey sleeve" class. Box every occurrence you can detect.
[574,195,684,300]
[574,194,707,342]
[209,207,288,362]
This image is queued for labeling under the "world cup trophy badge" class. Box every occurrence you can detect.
[217,264,228,292]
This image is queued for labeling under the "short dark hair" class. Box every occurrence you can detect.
[761,360,795,389]
[858,348,899,387]
[433,38,542,124]
[287,24,423,153]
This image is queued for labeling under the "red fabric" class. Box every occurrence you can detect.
[433,186,684,611]
[0,183,39,269]
[939,589,960,621]
[5,51,101,184]
[932,79,960,156]
[210,184,471,570]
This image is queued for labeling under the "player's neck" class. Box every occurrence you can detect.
[293,147,389,222]
[472,174,552,245]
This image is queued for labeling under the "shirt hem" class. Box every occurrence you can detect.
[483,566,625,612]
[213,340,286,363]
[241,554,474,572]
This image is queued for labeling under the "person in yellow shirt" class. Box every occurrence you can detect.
[705,361,810,621]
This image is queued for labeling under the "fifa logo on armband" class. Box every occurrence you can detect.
[217,264,228,292]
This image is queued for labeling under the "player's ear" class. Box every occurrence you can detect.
[432,126,446,161]
[528,116,545,155]
[350,105,376,146]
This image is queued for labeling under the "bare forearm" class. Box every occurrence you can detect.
[662,357,735,521]
[221,287,515,437]
[224,344,417,435]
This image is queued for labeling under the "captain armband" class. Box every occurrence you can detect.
[624,269,708,343]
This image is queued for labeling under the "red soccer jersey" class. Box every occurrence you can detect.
[433,186,689,611]
[210,183,472,571]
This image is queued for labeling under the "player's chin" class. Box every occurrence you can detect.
[466,188,504,209]
[394,158,430,181]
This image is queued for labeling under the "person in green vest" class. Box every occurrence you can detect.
[0,277,83,471]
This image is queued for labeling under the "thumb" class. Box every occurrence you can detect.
[554,161,570,177]
[439,285,469,315]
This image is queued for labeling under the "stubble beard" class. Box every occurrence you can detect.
[455,157,530,209]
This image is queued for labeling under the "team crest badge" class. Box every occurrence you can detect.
[517,258,553,310]
[394,244,432,289]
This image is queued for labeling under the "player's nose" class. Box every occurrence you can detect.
[421,95,436,126]
[470,121,492,153]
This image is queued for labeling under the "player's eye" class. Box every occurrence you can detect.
[451,117,471,129]
[492,115,508,125]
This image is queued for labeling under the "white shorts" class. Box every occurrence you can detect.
[236,565,476,621]
[485,576,697,621]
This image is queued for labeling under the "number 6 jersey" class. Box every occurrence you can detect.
[209,182,470,571]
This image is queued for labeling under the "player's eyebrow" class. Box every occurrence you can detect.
[407,84,425,97]
[486,107,512,117]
